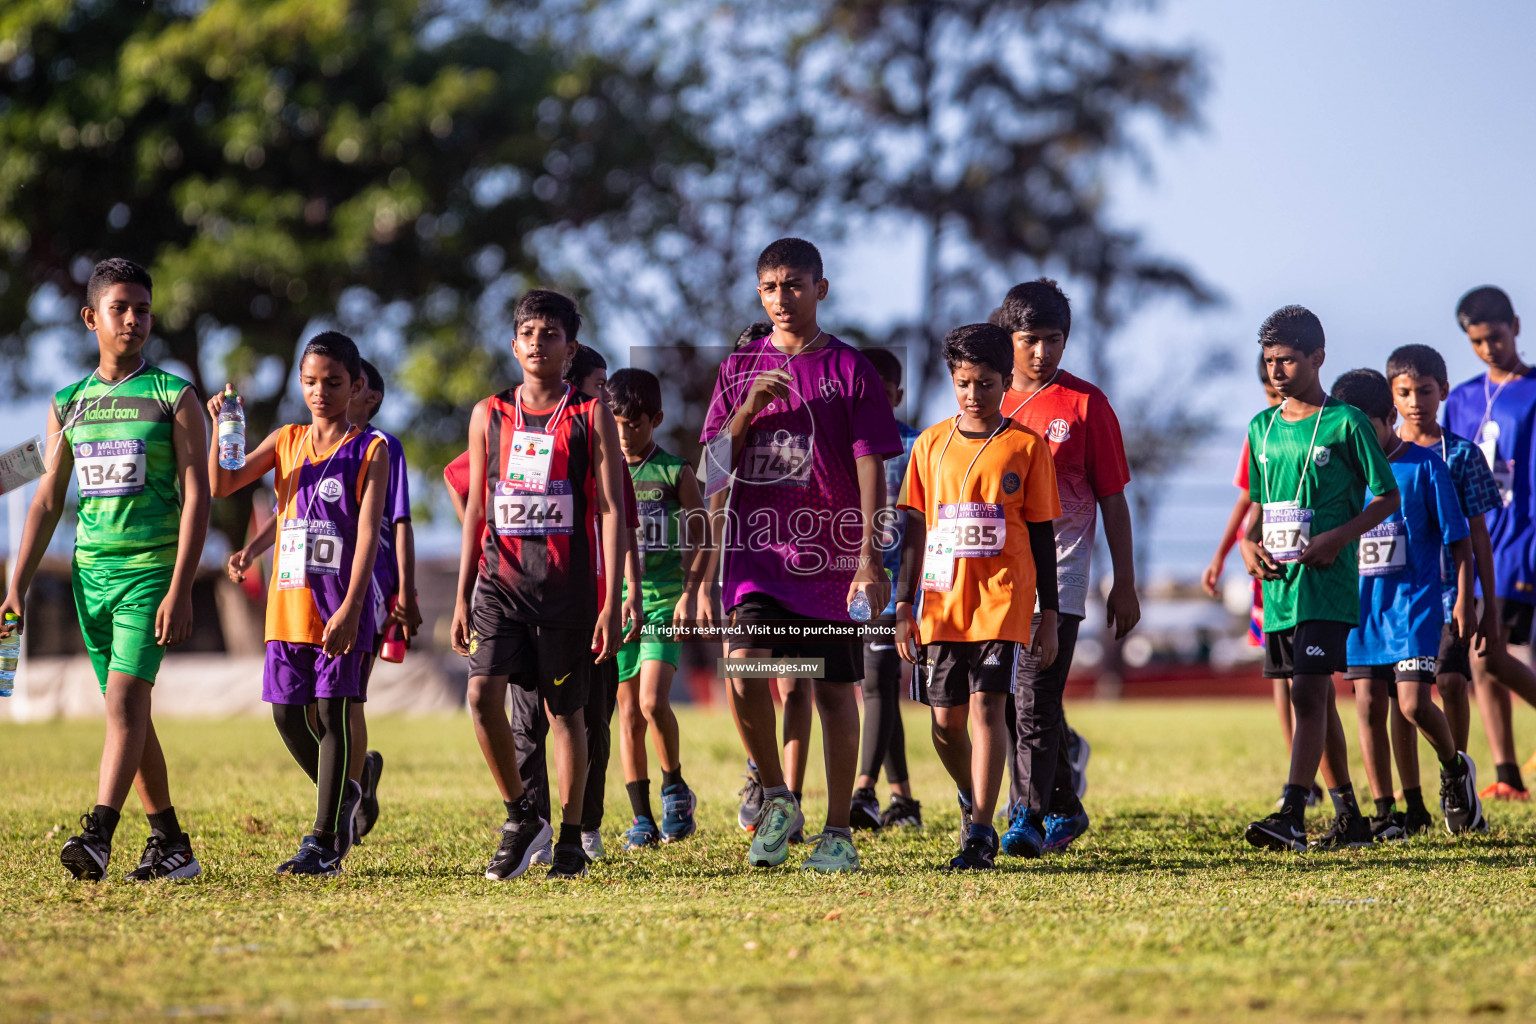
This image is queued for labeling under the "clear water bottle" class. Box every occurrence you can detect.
[848,589,872,622]
[0,613,19,697]
[218,387,246,470]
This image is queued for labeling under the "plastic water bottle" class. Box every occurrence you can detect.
[848,589,872,622]
[218,388,246,470]
[0,613,19,697]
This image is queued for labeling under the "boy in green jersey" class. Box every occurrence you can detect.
[1239,306,1400,852]
[606,368,706,849]
[1,259,210,880]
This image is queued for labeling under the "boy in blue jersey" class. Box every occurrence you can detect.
[1387,345,1505,829]
[1444,287,1536,801]
[1329,370,1483,843]
[850,347,924,831]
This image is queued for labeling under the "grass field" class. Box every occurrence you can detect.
[5,699,1536,1023]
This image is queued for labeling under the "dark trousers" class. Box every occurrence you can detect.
[510,655,619,831]
[1006,612,1084,817]
[859,625,910,784]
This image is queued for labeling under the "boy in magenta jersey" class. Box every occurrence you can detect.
[698,238,901,873]
[209,332,388,876]
[993,279,1137,856]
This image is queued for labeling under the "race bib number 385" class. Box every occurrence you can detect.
[936,501,1006,557]
[74,439,146,497]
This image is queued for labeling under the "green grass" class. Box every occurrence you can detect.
[4,699,1536,1023]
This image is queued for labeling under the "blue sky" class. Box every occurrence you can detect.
[10,1,1536,580]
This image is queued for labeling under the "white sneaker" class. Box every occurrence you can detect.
[582,830,605,861]
[530,838,553,866]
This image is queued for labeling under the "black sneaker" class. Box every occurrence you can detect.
[60,813,111,880]
[1308,811,1373,850]
[546,842,591,880]
[1440,752,1487,834]
[125,832,202,880]
[336,779,362,859]
[485,818,553,881]
[946,829,998,871]
[1403,804,1433,836]
[880,795,923,829]
[275,835,342,876]
[356,750,384,838]
[957,791,973,844]
[849,787,882,831]
[1367,813,1406,843]
[1244,811,1306,852]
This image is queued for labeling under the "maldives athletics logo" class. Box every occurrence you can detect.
[1045,418,1070,443]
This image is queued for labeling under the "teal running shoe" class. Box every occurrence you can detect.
[801,833,860,874]
[623,816,661,851]
[747,794,803,868]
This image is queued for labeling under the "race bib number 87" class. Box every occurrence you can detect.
[1358,520,1407,577]
[74,439,146,497]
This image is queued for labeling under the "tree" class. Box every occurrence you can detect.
[0,0,704,543]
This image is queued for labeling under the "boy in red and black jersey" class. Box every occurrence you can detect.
[451,289,628,881]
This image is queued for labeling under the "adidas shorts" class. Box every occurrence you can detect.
[1345,657,1438,692]
[913,639,1019,708]
[1262,619,1350,679]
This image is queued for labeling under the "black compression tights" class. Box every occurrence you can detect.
[272,698,352,837]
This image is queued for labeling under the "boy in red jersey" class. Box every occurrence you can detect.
[994,279,1138,857]
[450,290,628,881]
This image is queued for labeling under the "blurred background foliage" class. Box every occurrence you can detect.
[0,0,1216,547]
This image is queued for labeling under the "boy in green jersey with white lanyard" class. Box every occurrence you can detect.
[606,368,706,849]
[1,259,210,880]
[1240,306,1400,852]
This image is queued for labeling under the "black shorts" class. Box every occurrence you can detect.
[1500,597,1534,647]
[1438,621,1472,679]
[1262,620,1351,679]
[468,578,591,717]
[914,639,1020,708]
[727,594,863,683]
[1344,657,1438,694]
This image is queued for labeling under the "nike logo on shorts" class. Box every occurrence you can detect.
[553,672,571,686]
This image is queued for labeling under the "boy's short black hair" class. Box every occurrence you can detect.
[1456,286,1516,330]
[997,278,1072,338]
[302,330,362,381]
[1258,305,1325,355]
[862,347,904,389]
[942,323,1013,380]
[564,345,607,387]
[735,321,773,350]
[86,257,153,309]
[756,238,822,281]
[359,357,386,419]
[1330,368,1392,422]
[514,288,582,341]
[1256,351,1270,386]
[1385,344,1449,390]
[604,367,662,420]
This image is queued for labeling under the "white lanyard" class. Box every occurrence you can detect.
[283,426,353,522]
[632,441,658,471]
[1476,370,1520,443]
[48,359,147,472]
[1006,369,1060,414]
[513,384,571,434]
[930,416,1007,516]
[1260,396,1327,506]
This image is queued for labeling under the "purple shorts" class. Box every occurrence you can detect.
[263,641,368,705]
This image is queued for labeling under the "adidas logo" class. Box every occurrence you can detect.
[1396,656,1438,673]
[1305,646,1325,656]
[983,651,1001,666]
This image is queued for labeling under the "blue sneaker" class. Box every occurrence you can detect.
[660,783,697,842]
[999,805,1044,859]
[275,835,342,876]
[622,816,661,851]
[1041,809,1090,852]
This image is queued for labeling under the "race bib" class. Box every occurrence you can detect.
[1479,425,1514,508]
[740,431,813,486]
[702,431,732,498]
[493,480,574,536]
[1261,502,1313,563]
[276,518,342,590]
[638,503,669,553]
[1358,519,1408,577]
[504,429,555,494]
[0,436,45,496]
[937,502,1006,557]
[921,523,957,593]
[73,439,146,497]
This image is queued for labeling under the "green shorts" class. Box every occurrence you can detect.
[616,631,681,682]
[71,560,175,692]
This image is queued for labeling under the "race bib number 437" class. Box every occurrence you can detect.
[74,439,146,497]
[1261,502,1312,563]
